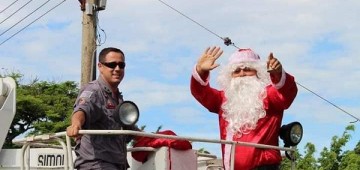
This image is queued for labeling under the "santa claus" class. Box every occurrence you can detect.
[190,46,298,170]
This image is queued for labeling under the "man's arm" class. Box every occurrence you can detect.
[266,53,298,109]
[267,52,283,84]
[125,125,142,143]
[266,73,298,110]
[66,110,86,137]
[190,46,224,113]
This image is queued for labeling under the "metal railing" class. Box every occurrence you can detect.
[12,130,297,170]
[13,134,72,170]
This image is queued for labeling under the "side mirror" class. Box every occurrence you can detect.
[114,101,139,126]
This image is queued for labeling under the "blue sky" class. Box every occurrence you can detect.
[1,0,359,158]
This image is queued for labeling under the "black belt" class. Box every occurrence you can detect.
[252,164,280,170]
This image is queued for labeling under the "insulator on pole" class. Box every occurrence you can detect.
[78,0,86,11]
[223,37,232,46]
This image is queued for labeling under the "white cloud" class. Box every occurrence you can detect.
[122,77,190,109]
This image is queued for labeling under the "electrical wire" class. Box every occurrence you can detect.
[0,0,33,25]
[296,82,359,123]
[0,0,67,46]
[0,0,50,37]
[0,0,20,13]
[95,11,106,46]
[157,0,240,49]
[156,0,359,123]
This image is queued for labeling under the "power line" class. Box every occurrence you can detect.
[0,0,20,13]
[157,0,240,49]
[156,0,360,123]
[95,11,106,46]
[0,0,34,25]
[0,0,51,37]
[0,0,67,46]
[296,82,359,123]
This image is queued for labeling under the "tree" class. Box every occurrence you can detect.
[280,124,359,170]
[318,125,355,170]
[25,81,78,134]
[297,143,317,170]
[338,141,360,169]
[355,141,360,155]
[1,72,78,148]
[280,147,302,170]
[338,150,360,170]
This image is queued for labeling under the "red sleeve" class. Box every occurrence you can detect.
[266,73,298,110]
[190,76,223,113]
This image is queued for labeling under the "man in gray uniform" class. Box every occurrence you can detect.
[67,47,138,170]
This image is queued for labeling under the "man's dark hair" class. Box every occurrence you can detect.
[98,47,125,63]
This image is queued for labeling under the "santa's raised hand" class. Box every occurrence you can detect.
[267,52,282,75]
[196,46,223,77]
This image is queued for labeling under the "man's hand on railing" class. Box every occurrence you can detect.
[67,110,85,141]
[66,124,82,141]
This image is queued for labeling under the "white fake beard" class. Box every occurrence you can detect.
[222,76,268,136]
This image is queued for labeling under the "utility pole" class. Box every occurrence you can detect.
[78,0,105,87]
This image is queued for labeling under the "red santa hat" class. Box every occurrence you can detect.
[228,48,260,64]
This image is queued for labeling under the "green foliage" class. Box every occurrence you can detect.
[280,157,292,170]
[318,125,355,170]
[338,150,360,170]
[355,141,360,154]
[2,72,78,148]
[155,125,163,133]
[280,125,359,170]
[280,147,302,170]
[197,148,210,154]
[297,143,317,170]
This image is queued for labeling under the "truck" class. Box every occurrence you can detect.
[0,77,299,170]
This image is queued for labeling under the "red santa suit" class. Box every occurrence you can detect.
[190,64,297,170]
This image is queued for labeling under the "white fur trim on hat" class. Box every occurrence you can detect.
[228,49,260,64]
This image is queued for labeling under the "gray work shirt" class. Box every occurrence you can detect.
[73,77,133,169]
